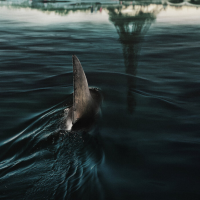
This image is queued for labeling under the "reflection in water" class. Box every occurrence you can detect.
[167,0,200,6]
[168,0,184,3]
[108,5,161,113]
[1,0,200,17]
[190,0,200,4]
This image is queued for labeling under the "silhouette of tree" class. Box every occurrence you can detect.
[108,5,161,113]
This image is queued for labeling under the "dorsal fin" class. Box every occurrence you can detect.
[72,55,92,124]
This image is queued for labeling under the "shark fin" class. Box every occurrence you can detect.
[72,55,92,124]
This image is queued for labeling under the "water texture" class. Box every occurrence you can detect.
[0,0,200,199]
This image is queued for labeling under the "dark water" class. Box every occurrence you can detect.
[0,0,200,199]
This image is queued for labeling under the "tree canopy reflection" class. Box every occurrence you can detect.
[108,5,161,113]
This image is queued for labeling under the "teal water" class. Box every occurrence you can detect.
[0,1,200,199]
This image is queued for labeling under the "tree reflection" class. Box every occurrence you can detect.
[108,5,161,113]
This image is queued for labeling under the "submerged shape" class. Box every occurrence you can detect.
[66,55,102,131]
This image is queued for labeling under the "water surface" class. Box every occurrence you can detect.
[0,1,200,199]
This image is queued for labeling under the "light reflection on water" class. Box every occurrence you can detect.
[0,1,200,200]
